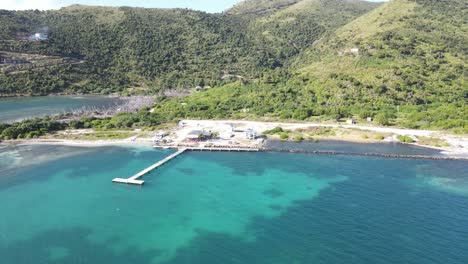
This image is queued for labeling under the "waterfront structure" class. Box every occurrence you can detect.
[245,129,257,140]
[186,130,212,142]
[113,148,187,185]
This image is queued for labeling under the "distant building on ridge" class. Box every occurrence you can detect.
[29,32,48,41]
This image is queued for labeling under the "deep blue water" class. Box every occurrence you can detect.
[0,144,467,264]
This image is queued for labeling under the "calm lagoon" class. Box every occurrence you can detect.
[0,95,123,123]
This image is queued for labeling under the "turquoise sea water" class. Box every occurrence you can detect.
[0,96,123,123]
[0,144,467,264]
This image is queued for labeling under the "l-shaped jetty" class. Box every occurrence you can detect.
[112,148,187,185]
[112,147,261,185]
[112,142,464,187]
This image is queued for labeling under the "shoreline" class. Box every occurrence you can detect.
[1,119,466,159]
[178,120,468,158]
[3,138,467,161]
[3,138,155,148]
[3,137,468,161]
[0,93,121,99]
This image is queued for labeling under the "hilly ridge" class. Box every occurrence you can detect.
[1,7,259,94]
[0,0,466,130]
[295,0,467,128]
[227,0,303,15]
[248,0,382,62]
[146,0,466,131]
[0,0,378,95]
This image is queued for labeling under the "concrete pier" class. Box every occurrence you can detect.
[112,148,187,185]
[112,178,145,185]
[186,147,260,152]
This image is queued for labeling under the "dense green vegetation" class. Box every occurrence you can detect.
[263,127,285,135]
[0,0,466,131]
[293,0,467,130]
[227,0,302,15]
[1,7,258,94]
[397,135,416,143]
[0,117,66,140]
[0,112,158,140]
[145,0,467,131]
[247,0,381,63]
[0,1,376,95]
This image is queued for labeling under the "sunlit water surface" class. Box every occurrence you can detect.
[0,144,467,264]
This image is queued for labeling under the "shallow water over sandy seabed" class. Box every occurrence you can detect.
[0,95,123,123]
[0,144,467,264]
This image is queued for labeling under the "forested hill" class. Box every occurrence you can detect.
[292,0,467,129]
[247,0,382,62]
[0,0,466,130]
[226,0,303,15]
[0,0,379,95]
[147,0,467,131]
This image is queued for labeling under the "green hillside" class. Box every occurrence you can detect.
[248,0,381,61]
[0,1,378,96]
[0,0,466,131]
[0,6,259,95]
[146,0,467,131]
[227,0,302,15]
[294,0,467,129]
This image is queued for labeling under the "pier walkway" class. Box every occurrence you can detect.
[186,147,260,152]
[112,148,187,185]
[112,146,261,186]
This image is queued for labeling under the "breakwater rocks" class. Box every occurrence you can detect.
[262,148,466,161]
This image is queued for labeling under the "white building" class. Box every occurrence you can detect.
[31,33,48,41]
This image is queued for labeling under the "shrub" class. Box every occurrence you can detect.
[294,134,304,142]
[263,127,284,135]
[279,132,289,140]
[375,114,390,126]
[359,110,374,119]
[397,135,415,143]
[375,134,385,140]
